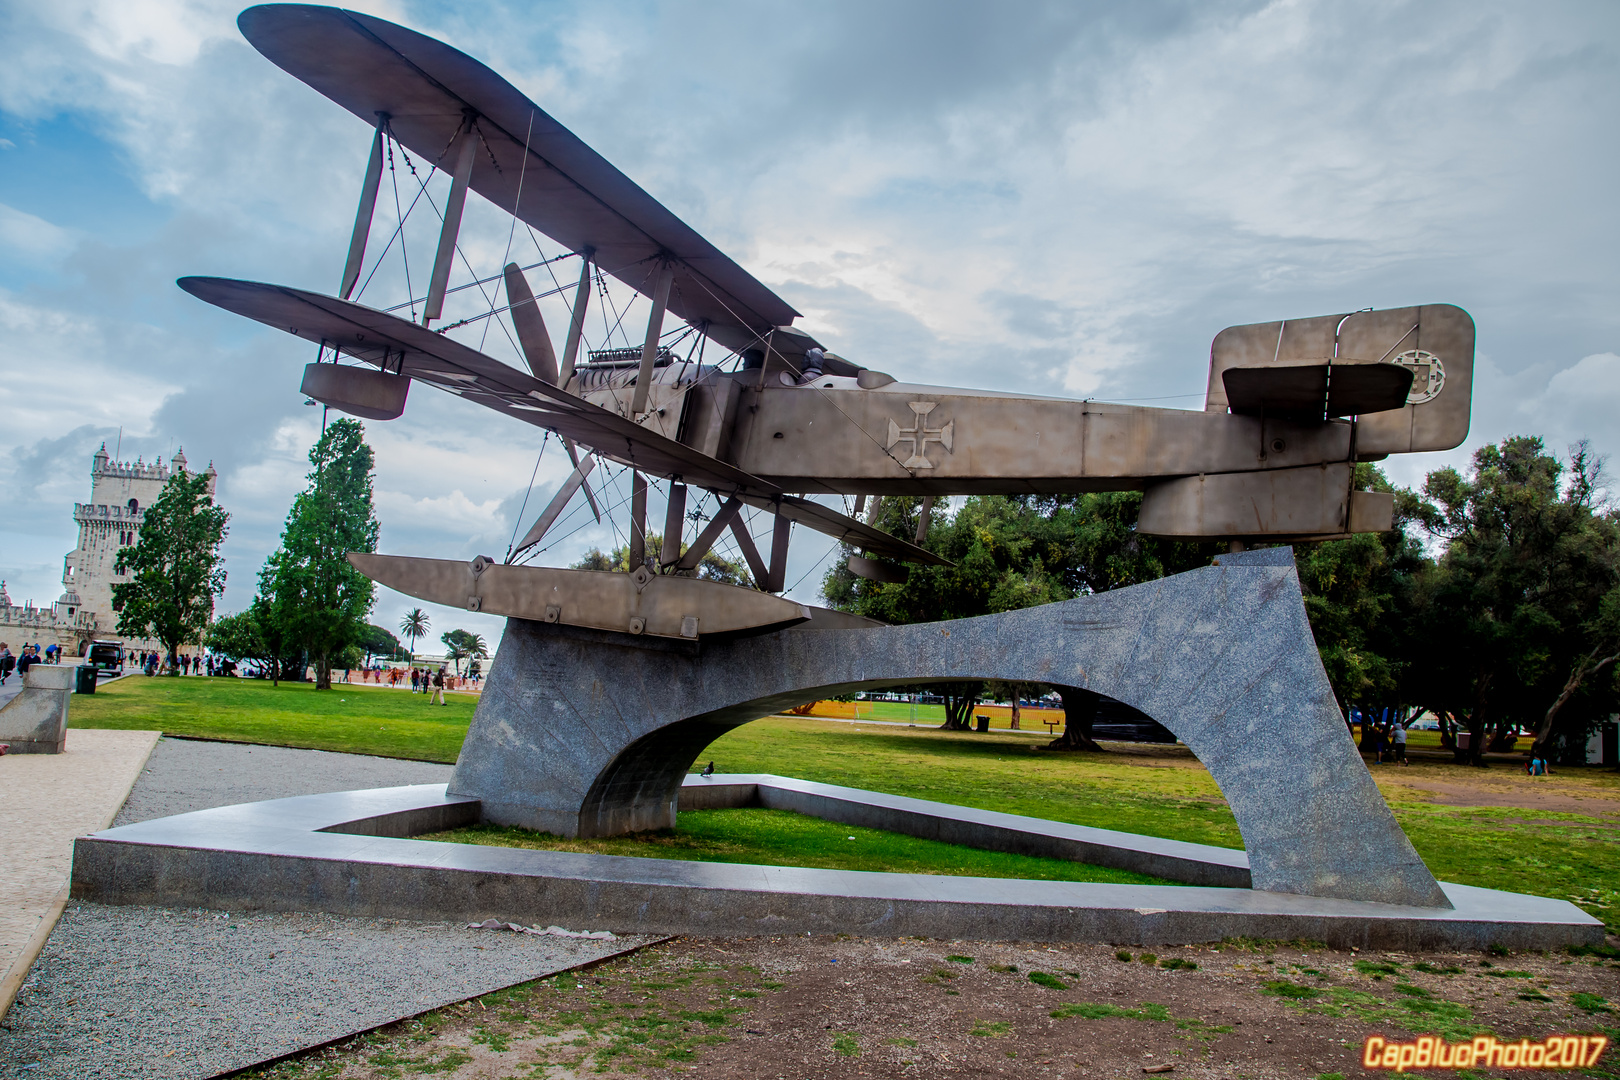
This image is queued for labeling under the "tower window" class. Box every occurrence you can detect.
[127,498,139,513]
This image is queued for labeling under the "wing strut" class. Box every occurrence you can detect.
[340,116,386,300]
[729,520,769,589]
[661,483,687,568]
[509,455,597,561]
[559,249,593,385]
[629,471,648,568]
[424,116,478,324]
[631,261,674,418]
[675,497,743,572]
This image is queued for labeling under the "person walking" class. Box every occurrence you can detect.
[1392,720,1409,766]
[410,667,421,693]
[0,644,12,686]
[430,666,446,705]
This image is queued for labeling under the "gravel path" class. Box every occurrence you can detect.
[0,738,657,1080]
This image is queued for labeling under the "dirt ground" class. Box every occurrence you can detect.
[245,934,1620,1080]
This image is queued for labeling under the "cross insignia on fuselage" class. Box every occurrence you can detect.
[887,401,954,470]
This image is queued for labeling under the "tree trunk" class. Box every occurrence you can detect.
[1462,672,1494,766]
[1010,698,1020,730]
[940,685,981,730]
[1532,647,1619,758]
[315,651,332,690]
[1047,685,1104,751]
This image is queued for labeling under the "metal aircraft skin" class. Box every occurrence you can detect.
[180,4,1477,640]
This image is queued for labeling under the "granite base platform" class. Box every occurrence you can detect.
[70,780,1602,952]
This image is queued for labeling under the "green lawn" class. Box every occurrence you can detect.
[425,809,1171,886]
[70,675,475,761]
[70,677,1620,926]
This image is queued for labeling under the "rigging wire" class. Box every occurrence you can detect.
[504,432,550,563]
[786,533,839,595]
[352,131,434,310]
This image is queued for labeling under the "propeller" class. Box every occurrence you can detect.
[503,262,559,384]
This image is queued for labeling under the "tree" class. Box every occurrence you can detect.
[440,628,489,675]
[1407,437,1620,764]
[205,610,263,664]
[572,533,751,585]
[261,419,380,690]
[1292,464,1431,718]
[250,591,299,685]
[399,608,430,661]
[360,623,405,664]
[111,469,228,673]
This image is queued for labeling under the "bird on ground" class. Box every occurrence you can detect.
[701,761,714,777]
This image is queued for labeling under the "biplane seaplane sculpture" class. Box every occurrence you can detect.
[183,4,1474,645]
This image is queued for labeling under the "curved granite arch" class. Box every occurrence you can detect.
[448,549,1449,908]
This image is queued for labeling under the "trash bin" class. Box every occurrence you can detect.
[975,714,990,733]
[74,664,97,694]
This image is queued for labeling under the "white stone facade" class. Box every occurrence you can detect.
[0,445,217,657]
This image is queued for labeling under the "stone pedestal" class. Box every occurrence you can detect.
[448,550,1450,909]
[0,664,76,753]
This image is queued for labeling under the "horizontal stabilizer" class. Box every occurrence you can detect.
[1221,359,1412,421]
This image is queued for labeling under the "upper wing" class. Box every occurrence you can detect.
[178,275,945,567]
[237,4,801,358]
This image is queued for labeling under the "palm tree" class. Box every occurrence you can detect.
[399,608,429,663]
[440,629,490,676]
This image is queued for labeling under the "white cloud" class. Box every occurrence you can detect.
[1,0,1617,614]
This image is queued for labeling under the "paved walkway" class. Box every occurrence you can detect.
[0,728,159,1006]
[0,738,652,1079]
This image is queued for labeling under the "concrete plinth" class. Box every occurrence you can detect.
[69,783,1602,951]
[449,550,1448,908]
[0,665,75,754]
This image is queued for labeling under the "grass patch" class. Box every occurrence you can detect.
[1572,993,1611,1013]
[1263,980,1323,999]
[423,811,1171,884]
[831,1032,860,1056]
[70,675,473,761]
[1050,1002,1171,1022]
[1268,981,1488,1042]
[1028,972,1067,990]
[970,1020,1012,1037]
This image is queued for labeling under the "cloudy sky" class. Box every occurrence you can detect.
[3,0,1617,646]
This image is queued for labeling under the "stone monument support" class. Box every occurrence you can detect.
[448,550,1450,908]
[0,664,76,753]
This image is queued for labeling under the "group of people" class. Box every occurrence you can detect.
[0,642,58,685]
[131,651,217,676]
[1364,717,1410,766]
[0,643,43,685]
[410,665,449,704]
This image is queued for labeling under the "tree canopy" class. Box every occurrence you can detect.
[111,468,228,669]
[814,441,1620,765]
[1403,437,1620,762]
[441,628,489,675]
[258,419,380,689]
[573,533,750,585]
